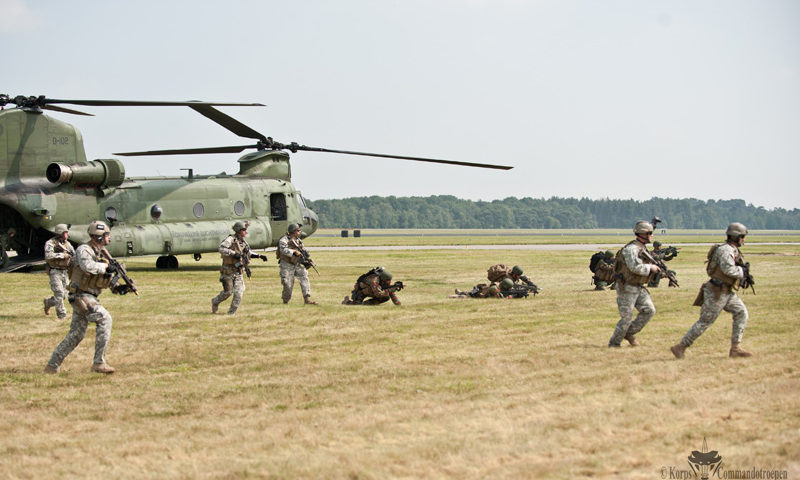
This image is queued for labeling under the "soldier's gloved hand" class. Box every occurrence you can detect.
[233,253,242,260]
[259,255,268,262]
[105,263,118,276]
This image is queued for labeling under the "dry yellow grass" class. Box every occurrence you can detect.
[0,239,798,479]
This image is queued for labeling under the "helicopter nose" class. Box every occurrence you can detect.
[302,208,318,236]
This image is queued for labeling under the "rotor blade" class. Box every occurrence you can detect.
[293,145,514,170]
[43,105,94,116]
[113,145,257,157]
[44,99,265,107]
[188,104,267,142]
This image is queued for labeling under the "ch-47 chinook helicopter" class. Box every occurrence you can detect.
[0,94,512,272]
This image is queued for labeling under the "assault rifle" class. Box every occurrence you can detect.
[519,276,541,296]
[661,246,680,260]
[298,247,319,275]
[387,281,404,292]
[500,285,530,299]
[740,262,756,295]
[642,248,678,288]
[101,251,139,296]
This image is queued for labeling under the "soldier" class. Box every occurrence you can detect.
[671,223,753,359]
[343,267,403,305]
[487,264,541,295]
[648,241,679,288]
[277,223,316,304]
[211,221,267,314]
[451,282,503,299]
[608,221,661,348]
[45,221,123,374]
[43,224,76,320]
[590,250,616,290]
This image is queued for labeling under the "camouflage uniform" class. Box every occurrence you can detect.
[679,243,748,347]
[277,234,311,303]
[344,273,401,305]
[44,236,75,319]
[488,264,541,294]
[452,283,502,299]
[46,243,113,370]
[592,253,615,291]
[608,240,656,347]
[211,234,251,314]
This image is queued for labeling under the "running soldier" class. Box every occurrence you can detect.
[211,221,267,314]
[608,221,661,347]
[45,221,132,374]
[277,223,316,304]
[43,224,75,319]
[343,267,403,305]
[671,223,753,359]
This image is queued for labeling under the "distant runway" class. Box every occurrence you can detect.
[311,242,800,252]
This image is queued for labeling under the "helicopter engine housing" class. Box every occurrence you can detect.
[46,159,126,188]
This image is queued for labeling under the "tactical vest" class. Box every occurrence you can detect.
[221,236,249,266]
[70,245,112,294]
[614,241,652,287]
[276,236,301,264]
[595,261,616,282]
[45,238,72,269]
[706,244,743,289]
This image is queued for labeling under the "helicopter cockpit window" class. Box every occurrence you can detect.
[234,200,245,216]
[297,195,307,208]
[104,207,118,225]
[270,193,287,221]
[193,202,205,218]
[150,204,163,221]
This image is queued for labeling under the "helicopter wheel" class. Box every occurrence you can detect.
[193,253,202,261]
[156,255,179,269]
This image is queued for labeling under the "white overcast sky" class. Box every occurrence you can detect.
[3,0,799,209]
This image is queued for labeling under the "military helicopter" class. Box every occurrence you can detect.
[0,94,512,272]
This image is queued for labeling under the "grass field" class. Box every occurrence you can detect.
[1,234,798,479]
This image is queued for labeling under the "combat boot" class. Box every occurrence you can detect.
[44,298,51,316]
[624,334,639,346]
[44,364,59,374]
[91,363,115,374]
[670,343,686,359]
[211,300,218,314]
[729,343,752,358]
[342,296,350,305]
[304,295,317,305]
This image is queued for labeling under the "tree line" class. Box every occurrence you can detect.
[305,196,800,229]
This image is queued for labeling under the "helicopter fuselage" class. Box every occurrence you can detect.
[0,108,317,269]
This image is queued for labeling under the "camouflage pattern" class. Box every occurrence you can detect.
[679,242,748,347]
[593,259,615,290]
[44,236,75,318]
[278,234,311,302]
[452,283,501,299]
[609,240,656,346]
[680,284,748,346]
[212,234,249,314]
[345,273,400,305]
[46,241,113,369]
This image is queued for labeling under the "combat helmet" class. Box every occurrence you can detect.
[511,265,524,276]
[653,241,662,248]
[604,250,614,260]
[726,222,748,238]
[377,267,392,282]
[87,220,109,237]
[288,223,302,234]
[633,221,654,234]
[54,224,69,235]
[499,278,514,290]
[232,221,249,232]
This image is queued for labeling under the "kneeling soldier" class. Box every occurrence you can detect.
[43,223,75,320]
[671,223,753,359]
[343,267,403,305]
[211,221,267,315]
[45,221,125,374]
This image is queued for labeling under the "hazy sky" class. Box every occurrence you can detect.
[3,0,799,209]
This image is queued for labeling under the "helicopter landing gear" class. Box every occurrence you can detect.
[156,255,179,269]
[193,253,202,261]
